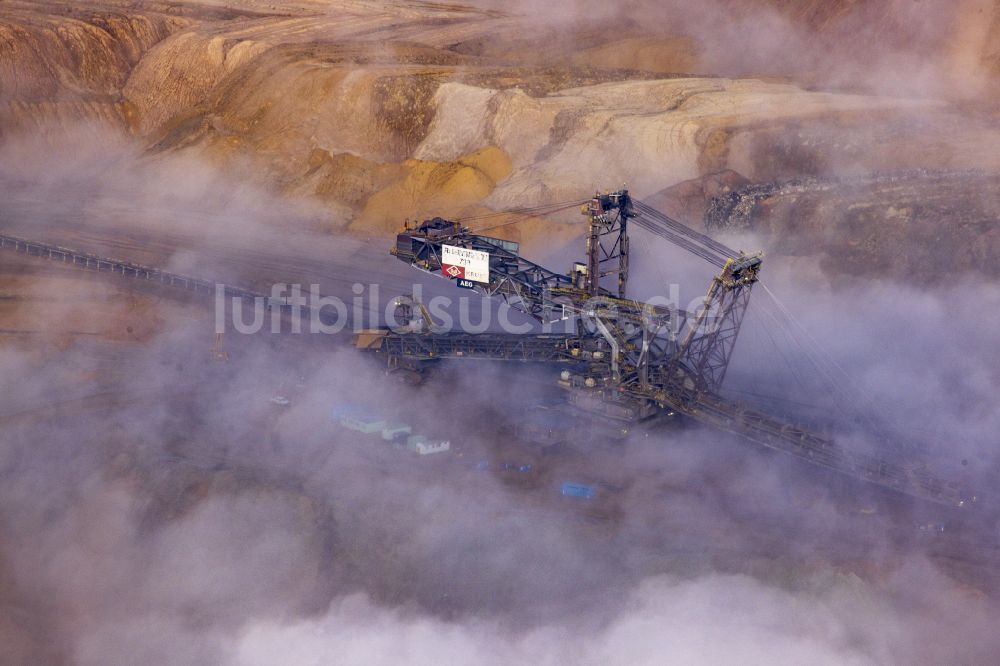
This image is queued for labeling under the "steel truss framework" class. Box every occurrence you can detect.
[0,223,972,507]
[358,192,972,507]
[583,192,630,297]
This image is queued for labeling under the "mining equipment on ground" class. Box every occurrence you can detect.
[0,197,976,509]
[353,189,974,508]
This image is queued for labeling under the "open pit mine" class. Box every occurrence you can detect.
[2,1,1000,664]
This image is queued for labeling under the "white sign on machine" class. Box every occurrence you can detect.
[441,245,490,283]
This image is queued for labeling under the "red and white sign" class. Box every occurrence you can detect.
[441,245,489,283]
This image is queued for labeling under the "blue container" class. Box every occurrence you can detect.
[561,482,596,499]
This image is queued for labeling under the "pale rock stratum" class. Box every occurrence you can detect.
[3,0,1000,273]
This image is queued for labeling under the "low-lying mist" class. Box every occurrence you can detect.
[1,125,999,666]
[470,0,998,100]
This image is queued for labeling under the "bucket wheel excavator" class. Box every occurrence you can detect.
[354,189,974,508]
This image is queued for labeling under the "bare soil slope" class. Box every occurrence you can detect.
[3,0,1000,268]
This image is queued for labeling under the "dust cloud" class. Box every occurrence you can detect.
[2,1,1000,664]
[2,128,1000,666]
[465,0,998,99]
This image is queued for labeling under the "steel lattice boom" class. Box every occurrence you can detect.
[0,221,974,507]
[355,189,975,508]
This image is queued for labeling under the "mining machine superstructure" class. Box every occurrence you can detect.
[354,190,973,508]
